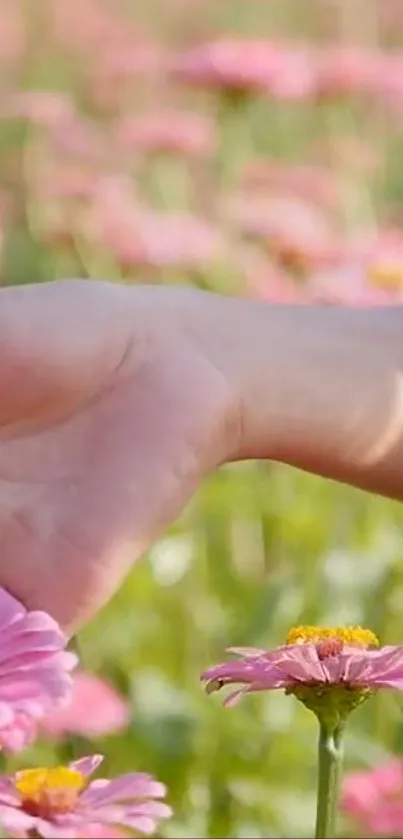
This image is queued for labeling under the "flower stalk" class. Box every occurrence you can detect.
[315,722,344,839]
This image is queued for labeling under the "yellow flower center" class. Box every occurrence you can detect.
[286,625,379,650]
[370,262,403,291]
[15,767,86,817]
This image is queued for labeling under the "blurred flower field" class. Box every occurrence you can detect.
[3,0,403,835]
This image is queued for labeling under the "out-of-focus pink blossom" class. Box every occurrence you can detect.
[376,54,403,108]
[248,264,304,304]
[228,193,339,272]
[0,588,76,752]
[94,41,163,85]
[341,760,403,837]
[81,825,125,838]
[35,164,97,202]
[354,227,403,290]
[309,227,403,306]
[4,91,75,129]
[41,671,130,740]
[115,110,217,158]
[49,118,105,164]
[87,37,163,112]
[50,0,133,57]
[241,159,341,211]
[316,46,382,98]
[171,39,317,99]
[0,755,172,838]
[0,1,26,66]
[309,260,402,307]
[85,176,225,270]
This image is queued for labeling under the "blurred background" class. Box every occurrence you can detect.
[3,0,403,836]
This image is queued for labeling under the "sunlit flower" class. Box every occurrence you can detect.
[41,670,130,740]
[0,588,76,752]
[202,625,403,724]
[0,755,172,838]
[341,759,403,837]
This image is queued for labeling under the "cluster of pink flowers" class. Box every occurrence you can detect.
[0,587,171,838]
[171,38,403,106]
[0,0,402,306]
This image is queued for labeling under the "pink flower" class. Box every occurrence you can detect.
[80,824,125,838]
[241,159,340,211]
[238,249,305,304]
[376,54,403,109]
[115,110,216,158]
[85,178,224,270]
[171,39,316,99]
[309,260,403,308]
[0,1,26,67]
[0,588,76,752]
[309,228,403,307]
[0,755,172,838]
[228,193,339,272]
[316,46,381,99]
[341,760,403,836]
[41,671,130,740]
[4,91,75,129]
[202,625,403,708]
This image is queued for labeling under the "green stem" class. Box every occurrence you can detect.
[315,722,344,839]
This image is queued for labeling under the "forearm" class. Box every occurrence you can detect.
[199,295,403,500]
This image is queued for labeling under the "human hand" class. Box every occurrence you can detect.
[1,278,401,632]
[0,280,237,631]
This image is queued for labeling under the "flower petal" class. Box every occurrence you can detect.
[34,818,78,839]
[119,815,159,835]
[0,778,20,807]
[82,774,166,807]
[274,645,327,683]
[0,590,26,629]
[69,754,104,777]
[0,805,37,835]
[226,647,269,658]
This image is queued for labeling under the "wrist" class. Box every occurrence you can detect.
[191,290,403,496]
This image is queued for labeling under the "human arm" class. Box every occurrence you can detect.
[191,294,403,499]
[0,279,402,631]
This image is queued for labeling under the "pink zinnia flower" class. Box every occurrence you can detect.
[115,110,216,158]
[41,671,130,740]
[316,46,381,99]
[241,159,340,211]
[86,178,224,271]
[202,625,403,713]
[309,260,403,308]
[228,193,339,272]
[341,759,403,836]
[171,39,316,99]
[0,755,172,838]
[0,588,76,752]
[4,90,75,129]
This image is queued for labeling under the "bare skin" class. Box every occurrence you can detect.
[0,279,403,632]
